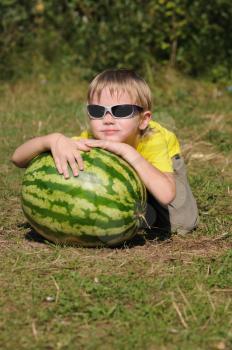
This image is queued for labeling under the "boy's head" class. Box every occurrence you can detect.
[87,69,152,111]
[86,69,152,146]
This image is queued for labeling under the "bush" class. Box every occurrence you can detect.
[0,0,231,80]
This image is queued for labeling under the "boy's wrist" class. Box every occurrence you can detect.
[122,146,142,165]
[44,133,62,150]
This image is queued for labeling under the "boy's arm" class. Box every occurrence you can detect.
[11,133,62,168]
[124,149,175,205]
[11,134,92,178]
[85,140,175,205]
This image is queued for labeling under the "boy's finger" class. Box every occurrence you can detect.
[78,144,91,152]
[85,140,100,146]
[82,145,91,151]
[68,157,79,177]
[74,153,84,171]
[61,161,70,179]
[85,140,108,149]
[54,157,63,174]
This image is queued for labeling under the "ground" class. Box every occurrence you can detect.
[0,69,231,349]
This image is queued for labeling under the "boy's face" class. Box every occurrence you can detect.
[89,87,151,147]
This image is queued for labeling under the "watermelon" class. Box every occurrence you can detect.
[21,149,147,247]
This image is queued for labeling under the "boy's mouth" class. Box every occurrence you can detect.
[101,129,119,135]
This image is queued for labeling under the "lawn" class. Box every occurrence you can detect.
[0,69,231,350]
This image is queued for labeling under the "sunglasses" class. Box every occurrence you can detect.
[87,104,143,119]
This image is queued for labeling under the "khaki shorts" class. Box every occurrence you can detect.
[144,155,199,234]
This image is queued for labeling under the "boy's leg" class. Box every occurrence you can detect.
[167,155,199,234]
[144,155,199,234]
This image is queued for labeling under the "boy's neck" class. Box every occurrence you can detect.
[128,133,141,149]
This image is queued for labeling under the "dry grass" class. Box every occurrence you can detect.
[0,71,232,350]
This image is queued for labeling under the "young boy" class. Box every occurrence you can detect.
[12,69,199,234]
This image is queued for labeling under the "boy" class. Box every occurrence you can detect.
[12,69,199,234]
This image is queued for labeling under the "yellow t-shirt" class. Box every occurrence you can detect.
[73,120,180,173]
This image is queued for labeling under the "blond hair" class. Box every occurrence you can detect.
[88,69,152,109]
[87,69,153,137]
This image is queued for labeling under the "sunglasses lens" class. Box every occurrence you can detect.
[87,105,105,118]
[112,105,134,118]
[87,104,142,119]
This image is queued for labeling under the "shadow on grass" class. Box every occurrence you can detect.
[25,229,49,244]
[18,222,48,244]
[20,221,172,249]
[124,228,172,248]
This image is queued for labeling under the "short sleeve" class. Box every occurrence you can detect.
[72,130,91,140]
[137,131,173,173]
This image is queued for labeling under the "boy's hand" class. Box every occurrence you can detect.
[50,134,91,179]
[85,139,138,162]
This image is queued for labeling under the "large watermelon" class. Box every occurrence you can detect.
[21,149,147,247]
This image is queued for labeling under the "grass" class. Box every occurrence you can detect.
[0,68,232,350]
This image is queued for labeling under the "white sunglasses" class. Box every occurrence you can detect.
[87,104,143,119]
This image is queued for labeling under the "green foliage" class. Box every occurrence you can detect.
[206,129,232,153]
[0,0,232,80]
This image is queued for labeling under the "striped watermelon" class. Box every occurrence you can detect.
[21,149,147,247]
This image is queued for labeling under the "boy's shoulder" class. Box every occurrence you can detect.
[141,120,178,145]
[138,120,181,158]
[148,120,176,136]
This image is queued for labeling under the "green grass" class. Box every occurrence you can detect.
[0,69,232,350]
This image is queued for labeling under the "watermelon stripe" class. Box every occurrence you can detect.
[26,149,143,199]
[23,171,134,207]
[22,197,136,229]
[96,148,139,183]
[22,177,137,211]
[22,188,130,222]
[26,150,146,205]
[83,153,138,196]
[22,203,137,238]
[23,210,138,247]
[25,160,138,201]
[23,173,135,209]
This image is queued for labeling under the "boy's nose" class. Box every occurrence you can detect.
[103,112,115,123]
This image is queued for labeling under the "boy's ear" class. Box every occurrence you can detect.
[139,111,152,130]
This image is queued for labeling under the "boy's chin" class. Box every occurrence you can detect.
[101,135,124,142]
